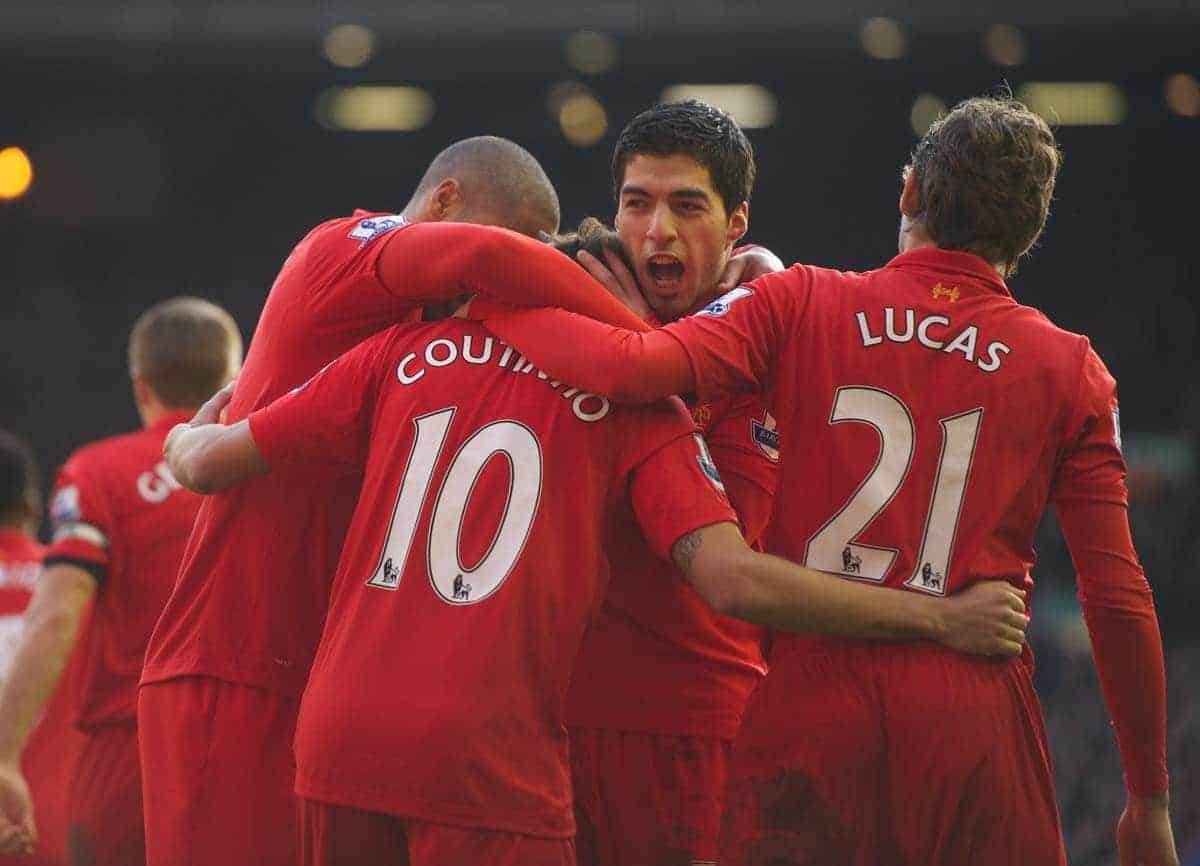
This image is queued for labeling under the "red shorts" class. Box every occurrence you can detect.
[299,799,576,866]
[570,727,728,866]
[720,641,1066,866]
[65,724,143,866]
[138,677,299,866]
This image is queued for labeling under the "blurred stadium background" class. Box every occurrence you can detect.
[1,1,1196,862]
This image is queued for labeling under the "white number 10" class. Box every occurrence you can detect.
[366,408,543,605]
[803,387,982,595]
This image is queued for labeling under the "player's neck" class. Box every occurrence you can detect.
[899,229,1006,279]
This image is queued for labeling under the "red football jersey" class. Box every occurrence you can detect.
[0,529,86,866]
[42,412,199,726]
[471,245,1168,794]
[142,213,641,697]
[0,530,41,667]
[247,319,737,838]
[565,393,776,740]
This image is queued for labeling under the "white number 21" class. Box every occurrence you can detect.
[366,408,543,605]
[803,387,982,595]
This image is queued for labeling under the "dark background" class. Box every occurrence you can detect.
[2,2,1197,862]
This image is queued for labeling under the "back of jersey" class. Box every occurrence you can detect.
[763,249,1107,615]
[247,319,733,839]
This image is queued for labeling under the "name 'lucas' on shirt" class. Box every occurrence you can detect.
[855,306,1012,373]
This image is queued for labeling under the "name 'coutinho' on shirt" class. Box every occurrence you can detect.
[395,333,612,422]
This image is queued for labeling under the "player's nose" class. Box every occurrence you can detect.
[645,203,677,243]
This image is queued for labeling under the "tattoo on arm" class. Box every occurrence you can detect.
[672,530,703,574]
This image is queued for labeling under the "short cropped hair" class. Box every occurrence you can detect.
[412,135,560,236]
[548,217,636,275]
[128,297,242,408]
[612,99,756,216]
[904,95,1062,273]
[0,430,39,522]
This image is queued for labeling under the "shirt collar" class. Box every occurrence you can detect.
[884,247,1011,298]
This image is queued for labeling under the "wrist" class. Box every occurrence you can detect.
[915,592,950,643]
[1128,791,1170,810]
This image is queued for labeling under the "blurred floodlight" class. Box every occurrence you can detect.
[660,84,778,128]
[910,93,947,136]
[315,86,434,131]
[559,94,608,147]
[565,31,618,75]
[860,17,908,60]
[983,24,1027,66]
[1017,82,1127,126]
[1165,73,1200,117]
[322,24,376,69]
[0,147,33,200]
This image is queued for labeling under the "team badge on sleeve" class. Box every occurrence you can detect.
[751,411,781,461]
[348,215,407,245]
[696,286,753,317]
[50,485,81,523]
[694,434,727,494]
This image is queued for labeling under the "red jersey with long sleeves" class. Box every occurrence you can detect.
[43,413,198,726]
[565,393,776,740]
[0,530,86,866]
[142,213,654,697]
[472,245,1167,795]
[247,320,737,837]
[0,530,43,679]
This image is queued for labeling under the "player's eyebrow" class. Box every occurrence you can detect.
[620,184,713,203]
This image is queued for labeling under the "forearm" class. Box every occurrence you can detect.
[1058,499,1169,796]
[726,550,943,639]
[478,308,696,402]
[0,587,89,763]
[165,420,266,494]
[379,224,648,329]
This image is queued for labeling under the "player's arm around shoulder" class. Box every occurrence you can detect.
[164,382,268,494]
[671,523,1029,657]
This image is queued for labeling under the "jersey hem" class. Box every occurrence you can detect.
[295,772,575,840]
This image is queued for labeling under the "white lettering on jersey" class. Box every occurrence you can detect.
[694,434,727,493]
[696,286,753,317]
[395,335,610,423]
[856,307,1012,373]
[0,561,41,592]
[137,461,183,503]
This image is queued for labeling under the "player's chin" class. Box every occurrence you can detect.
[647,289,695,321]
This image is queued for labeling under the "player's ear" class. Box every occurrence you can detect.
[900,168,922,217]
[429,178,463,222]
[726,201,749,246]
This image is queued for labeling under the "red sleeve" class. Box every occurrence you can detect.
[1051,346,1168,797]
[704,397,780,547]
[472,266,810,403]
[249,329,393,477]
[375,222,651,328]
[43,456,113,577]
[625,401,739,561]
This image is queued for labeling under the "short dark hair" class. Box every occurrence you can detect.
[412,135,561,236]
[612,99,756,216]
[0,429,39,524]
[905,95,1062,273]
[128,297,243,408]
[548,217,635,275]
